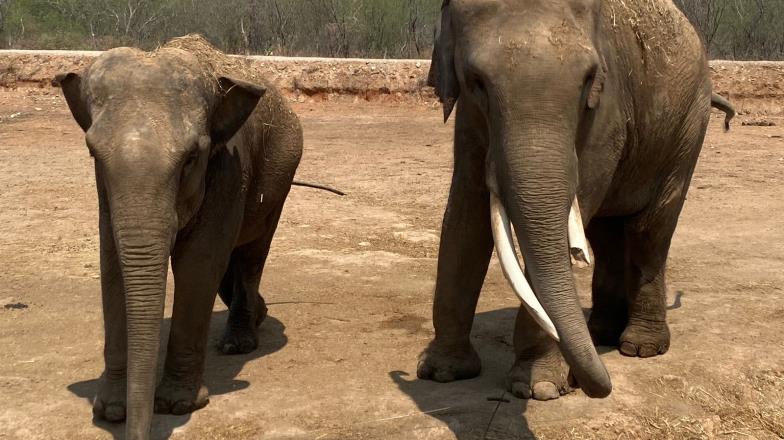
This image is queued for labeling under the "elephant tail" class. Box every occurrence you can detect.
[292,180,346,196]
[711,93,736,132]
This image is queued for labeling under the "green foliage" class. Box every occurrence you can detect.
[0,0,440,58]
[0,0,780,60]
[675,0,784,60]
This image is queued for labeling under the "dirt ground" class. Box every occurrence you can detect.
[0,87,782,440]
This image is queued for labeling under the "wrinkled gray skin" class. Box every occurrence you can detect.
[57,42,302,439]
[418,0,713,401]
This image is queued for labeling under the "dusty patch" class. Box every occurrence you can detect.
[393,230,440,244]
[289,249,415,268]
[0,88,782,439]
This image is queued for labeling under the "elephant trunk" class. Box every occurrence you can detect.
[491,119,611,398]
[109,188,176,440]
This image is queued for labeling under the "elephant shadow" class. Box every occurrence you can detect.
[390,307,537,440]
[67,309,287,440]
[391,295,687,438]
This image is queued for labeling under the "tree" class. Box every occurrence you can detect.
[675,0,784,60]
[1,0,779,60]
[675,0,728,49]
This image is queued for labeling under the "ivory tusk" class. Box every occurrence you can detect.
[568,198,591,267]
[489,193,560,342]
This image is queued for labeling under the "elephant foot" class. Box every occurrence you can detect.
[507,346,572,401]
[219,294,267,355]
[417,340,481,382]
[154,378,209,415]
[92,373,127,423]
[619,319,670,358]
[219,325,259,355]
[587,310,627,347]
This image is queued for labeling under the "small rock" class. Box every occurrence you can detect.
[358,242,371,247]
[742,120,776,127]
[4,302,29,310]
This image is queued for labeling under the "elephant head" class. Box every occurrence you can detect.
[429,0,611,397]
[56,47,266,439]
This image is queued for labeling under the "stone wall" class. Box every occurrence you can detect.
[1,50,781,113]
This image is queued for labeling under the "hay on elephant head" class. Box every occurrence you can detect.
[159,33,269,93]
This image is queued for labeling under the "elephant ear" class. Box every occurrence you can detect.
[54,72,92,132]
[428,0,459,122]
[586,56,607,110]
[211,76,267,144]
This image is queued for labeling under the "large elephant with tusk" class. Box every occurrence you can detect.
[417,0,725,401]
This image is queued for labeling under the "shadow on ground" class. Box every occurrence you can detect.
[391,307,536,440]
[389,294,687,438]
[67,310,287,440]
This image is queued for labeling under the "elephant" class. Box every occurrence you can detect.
[417,0,733,401]
[56,35,308,440]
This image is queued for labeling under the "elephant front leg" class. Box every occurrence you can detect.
[155,223,239,415]
[93,186,128,423]
[153,253,225,416]
[154,248,230,415]
[418,114,494,383]
[508,304,572,400]
[417,184,493,382]
[586,217,629,346]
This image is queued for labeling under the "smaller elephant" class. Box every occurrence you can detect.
[57,35,312,440]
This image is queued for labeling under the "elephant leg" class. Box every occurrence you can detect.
[619,108,707,358]
[586,216,629,346]
[93,184,129,423]
[417,107,494,383]
[508,301,572,400]
[619,193,686,358]
[218,203,284,355]
[154,207,242,415]
[154,242,232,415]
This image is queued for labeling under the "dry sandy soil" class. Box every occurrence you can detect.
[0,87,782,440]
